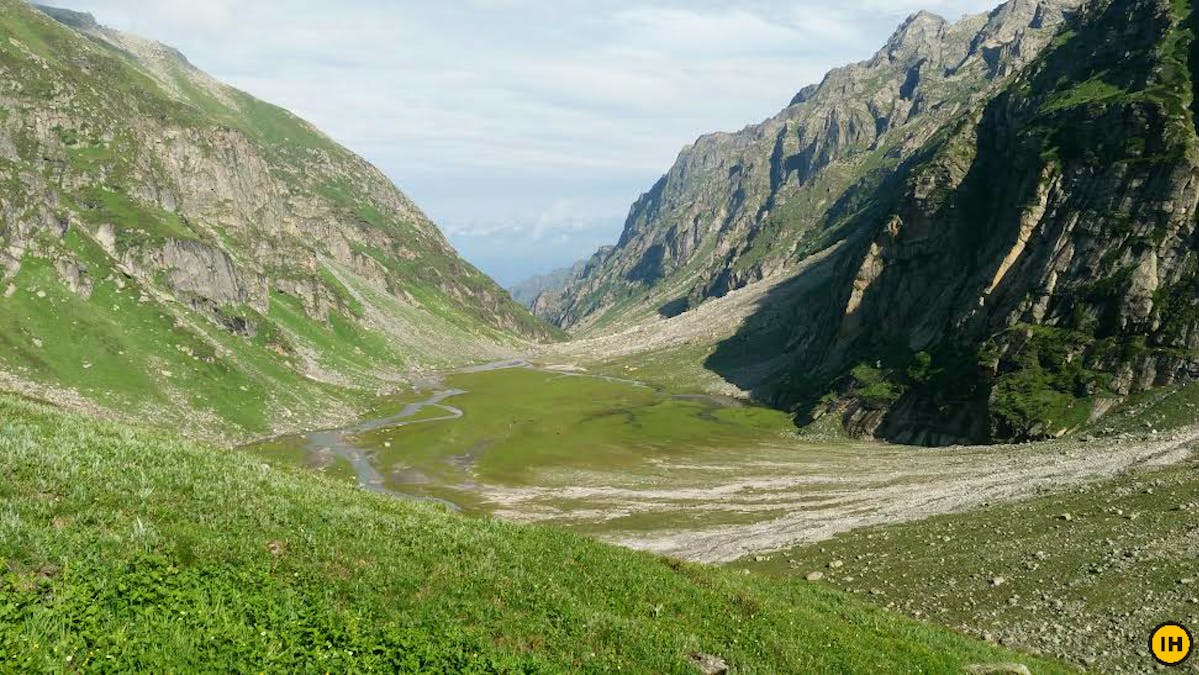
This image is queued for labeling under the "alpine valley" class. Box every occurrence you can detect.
[2,0,1198,672]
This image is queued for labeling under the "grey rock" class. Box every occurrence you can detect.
[688,652,728,675]
[963,664,1031,675]
[54,258,93,299]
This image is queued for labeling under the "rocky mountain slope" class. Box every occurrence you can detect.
[708,0,1199,444]
[539,0,1084,333]
[0,2,554,438]
[541,0,1199,446]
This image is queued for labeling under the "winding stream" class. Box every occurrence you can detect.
[301,360,543,509]
[303,388,466,510]
[298,359,725,511]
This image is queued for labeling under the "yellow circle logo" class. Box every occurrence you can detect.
[1150,623,1193,666]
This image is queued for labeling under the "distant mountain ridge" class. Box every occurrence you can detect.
[508,259,587,308]
[0,1,553,438]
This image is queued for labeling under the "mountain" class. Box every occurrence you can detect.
[0,2,554,439]
[507,259,586,308]
[539,0,1084,332]
[707,0,1199,444]
[542,0,1199,445]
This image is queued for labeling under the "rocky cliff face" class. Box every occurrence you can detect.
[0,2,553,437]
[540,0,1083,332]
[709,0,1199,444]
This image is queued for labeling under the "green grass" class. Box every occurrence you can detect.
[0,236,384,438]
[245,434,356,483]
[231,91,344,157]
[72,187,196,246]
[0,252,274,427]
[317,264,365,318]
[242,388,444,478]
[355,368,793,488]
[0,393,1071,672]
[344,242,530,343]
[1088,379,1199,434]
[587,343,732,394]
[986,325,1104,439]
[1041,75,1131,112]
[738,456,1199,673]
[266,291,406,375]
[3,0,553,389]
[354,389,442,420]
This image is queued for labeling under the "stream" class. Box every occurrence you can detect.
[298,359,718,511]
[300,359,539,510]
[304,388,467,510]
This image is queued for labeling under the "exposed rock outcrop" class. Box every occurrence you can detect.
[709,0,1199,443]
[3,0,551,344]
[0,1,554,435]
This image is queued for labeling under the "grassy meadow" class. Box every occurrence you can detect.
[352,368,791,486]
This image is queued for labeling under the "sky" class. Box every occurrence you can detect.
[42,0,998,287]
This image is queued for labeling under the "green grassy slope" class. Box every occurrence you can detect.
[0,1,557,439]
[0,394,1070,672]
[0,232,377,438]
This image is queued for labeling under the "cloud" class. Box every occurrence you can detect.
[152,0,233,29]
[614,7,801,55]
[49,0,1006,281]
[445,198,616,241]
[533,198,615,240]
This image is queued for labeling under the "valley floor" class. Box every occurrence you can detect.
[238,356,1198,672]
[5,349,1196,672]
[248,361,1198,564]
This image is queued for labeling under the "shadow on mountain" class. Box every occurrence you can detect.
[702,240,860,409]
[657,297,690,319]
[700,140,932,414]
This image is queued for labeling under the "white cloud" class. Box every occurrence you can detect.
[44,0,1008,281]
[614,7,801,54]
[152,0,233,29]
[533,198,613,240]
